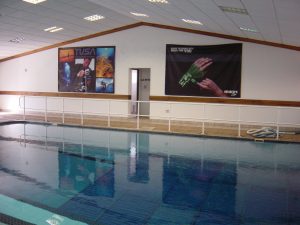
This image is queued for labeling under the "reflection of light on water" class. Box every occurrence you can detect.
[130,145,136,157]
[129,145,137,176]
[46,214,64,225]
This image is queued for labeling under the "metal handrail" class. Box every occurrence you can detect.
[15,95,300,139]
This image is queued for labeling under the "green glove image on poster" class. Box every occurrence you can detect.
[179,58,212,87]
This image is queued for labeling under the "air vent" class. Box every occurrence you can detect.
[219,6,248,15]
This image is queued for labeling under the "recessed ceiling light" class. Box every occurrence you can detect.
[219,6,248,15]
[44,26,63,32]
[49,27,64,33]
[22,0,47,4]
[240,27,258,33]
[148,0,168,4]
[9,37,25,43]
[182,19,203,25]
[130,12,149,17]
[44,26,57,32]
[84,14,105,22]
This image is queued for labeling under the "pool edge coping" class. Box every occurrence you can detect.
[1,120,299,144]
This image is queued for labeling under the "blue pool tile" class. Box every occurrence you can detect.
[213,166,237,186]
[194,211,241,225]
[97,209,141,225]
[80,170,115,198]
[97,194,158,225]
[146,217,181,225]
[148,204,198,225]
[288,190,300,219]
[241,219,293,225]
[243,186,288,223]
[0,170,72,209]
[202,183,237,217]
[59,196,105,222]
[115,185,162,203]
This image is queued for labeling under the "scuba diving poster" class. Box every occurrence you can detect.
[58,46,115,93]
[165,43,242,98]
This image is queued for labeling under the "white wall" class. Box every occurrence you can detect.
[1,26,300,100]
[0,26,299,124]
[0,49,58,92]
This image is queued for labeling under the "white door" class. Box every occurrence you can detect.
[130,68,150,117]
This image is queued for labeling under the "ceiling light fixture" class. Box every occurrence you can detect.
[22,0,47,4]
[182,19,203,25]
[49,27,64,33]
[130,12,149,17]
[219,6,248,15]
[240,27,258,33]
[84,14,105,22]
[44,26,57,32]
[9,37,25,43]
[148,0,168,4]
[44,26,63,32]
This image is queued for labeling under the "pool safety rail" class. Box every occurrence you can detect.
[1,95,299,140]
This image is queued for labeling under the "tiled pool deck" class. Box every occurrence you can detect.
[1,111,299,143]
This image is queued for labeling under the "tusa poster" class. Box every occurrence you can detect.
[58,46,115,93]
[165,43,242,98]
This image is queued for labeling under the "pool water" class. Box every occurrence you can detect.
[0,123,299,225]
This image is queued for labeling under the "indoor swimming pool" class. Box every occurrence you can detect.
[0,122,299,225]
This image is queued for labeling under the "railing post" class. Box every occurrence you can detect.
[45,125,48,149]
[62,98,65,124]
[81,98,84,126]
[276,107,280,140]
[201,104,205,135]
[137,100,140,129]
[108,132,111,158]
[45,96,47,122]
[62,127,65,152]
[23,95,26,121]
[23,123,26,147]
[108,100,111,127]
[81,128,84,156]
[238,105,241,137]
[168,102,171,132]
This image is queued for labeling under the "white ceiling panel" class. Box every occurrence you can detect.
[213,0,245,8]
[0,0,21,8]
[8,9,34,20]
[191,0,244,36]
[243,0,281,42]
[1,0,42,11]
[0,0,299,60]
[0,16,27,26]
[67,0,106,11]
[243,0,274,19]
[0,6,19,17]
[0,22,17,30]
[274,0,300,36]
[225,13,263,40]
[282,37,300,47]
[171,1,224,33]
[274,0,300,22]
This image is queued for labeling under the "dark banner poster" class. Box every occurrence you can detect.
[58,46,115,93]
[165,43,242,98]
